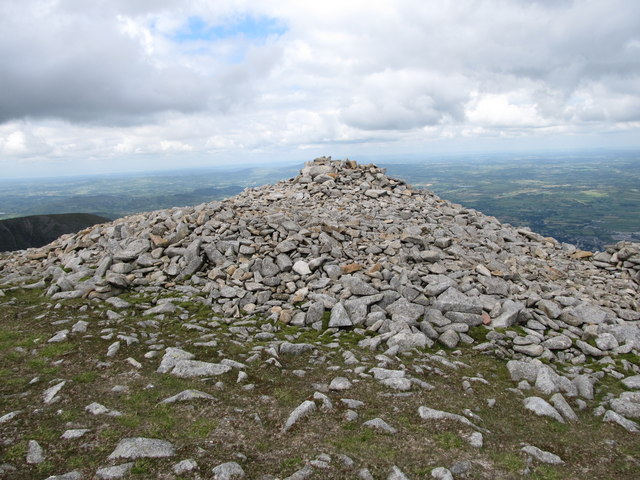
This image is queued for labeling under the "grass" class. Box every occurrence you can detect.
[1,289,640,479]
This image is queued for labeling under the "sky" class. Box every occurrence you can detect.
[1,0,640,178]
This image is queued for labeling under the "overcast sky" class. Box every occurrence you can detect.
[1,0,639,177]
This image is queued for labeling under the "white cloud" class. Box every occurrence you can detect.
[0,0,639,176]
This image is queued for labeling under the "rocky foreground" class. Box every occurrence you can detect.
[0,157,639,479]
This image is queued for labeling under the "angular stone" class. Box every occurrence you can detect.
[114,239,150,261]
[170,360,232,378]
[514,344,544,357]
[329,302,352,328]
[95,462,134,479]
[550,393,579,422]
[438,329,459,348]
[418,406,486,432]
[282,400,316,432]
[560,302,608,327]
[341,276,379,296]
[108,437,175,460]
[491,299,524,328]
[523,397,565,423]
[385,297,425,322]
[622,375,640,389]
[387,330,428,352]
[433,288,483,314]
[26,440,44,464]
[280,341,315,355]
[329,377,352,391]
[292,260,311,276]
[212,461,245,480]
[43,381,66,404]
[541,335,572,350]
[521,445,564,465]
[157,348,195,373]
[160,389,215,404]
[603,410,640,433]
[363,418,397,434]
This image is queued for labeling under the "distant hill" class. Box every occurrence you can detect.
[0,213,109,252]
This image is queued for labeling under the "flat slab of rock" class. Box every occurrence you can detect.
[43,381,66,404]
[521,445,564,465]
[603,410,639,433]
[622,375,640,389]
[282,400,316,432]
[170,360,231,378]
[418,406,487,433]
[159,389,215,404]
[523,397,564,423]
[108,437,175,460]
[363,418,397,434]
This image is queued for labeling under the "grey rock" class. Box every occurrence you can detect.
[173,459,198,475]
[537,299,562,319]
[385,297,425,322]
[329,377,352,391]
[380,377,412,390]
[26,440,44,464]
[433,287,483,314]
[370,368,405,380]
[44,472,83,480]
[160,389,215,404]
[95,462,134,479]
[622,375,640,389]
[507,360,540,382]
[541,335,572,350]
[170,360,232,377]
[521,445,564,465]
[574,375,595,400]
[492,299,524,328]
[292,260,311,276]
[438,329,459,348]
[610,398,640,419]
[513,344,544,357]
[363,417,397,434]
[157,347,195,373]
[42,381,66,404]
[329,302,352,327]
[280,342,315,355]
[431,467,454,480]
[418,406,487,432]
[282,400,316,432]
[114,239,150,261]
[561,302,608,327]
[603,410,639,433]
[595,333,619,351]
[108,437,175,459]
[61,429,90,440]
[342,275,379,296]
[387,466,410,480]
[550,393,579,422]
[212,461,245,480]
[387,330,428,352]
[523,397,565,423]
[467,431,483,448]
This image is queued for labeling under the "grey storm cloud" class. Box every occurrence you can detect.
[0,1,281,125]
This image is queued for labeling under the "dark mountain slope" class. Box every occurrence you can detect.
[0,213,109,252]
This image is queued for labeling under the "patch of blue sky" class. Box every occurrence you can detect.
[171,15,287,44]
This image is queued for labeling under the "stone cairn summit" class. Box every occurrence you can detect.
[1,157,639,364]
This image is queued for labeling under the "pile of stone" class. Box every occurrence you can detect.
[590,241,640,284]
[0,157,638,365]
